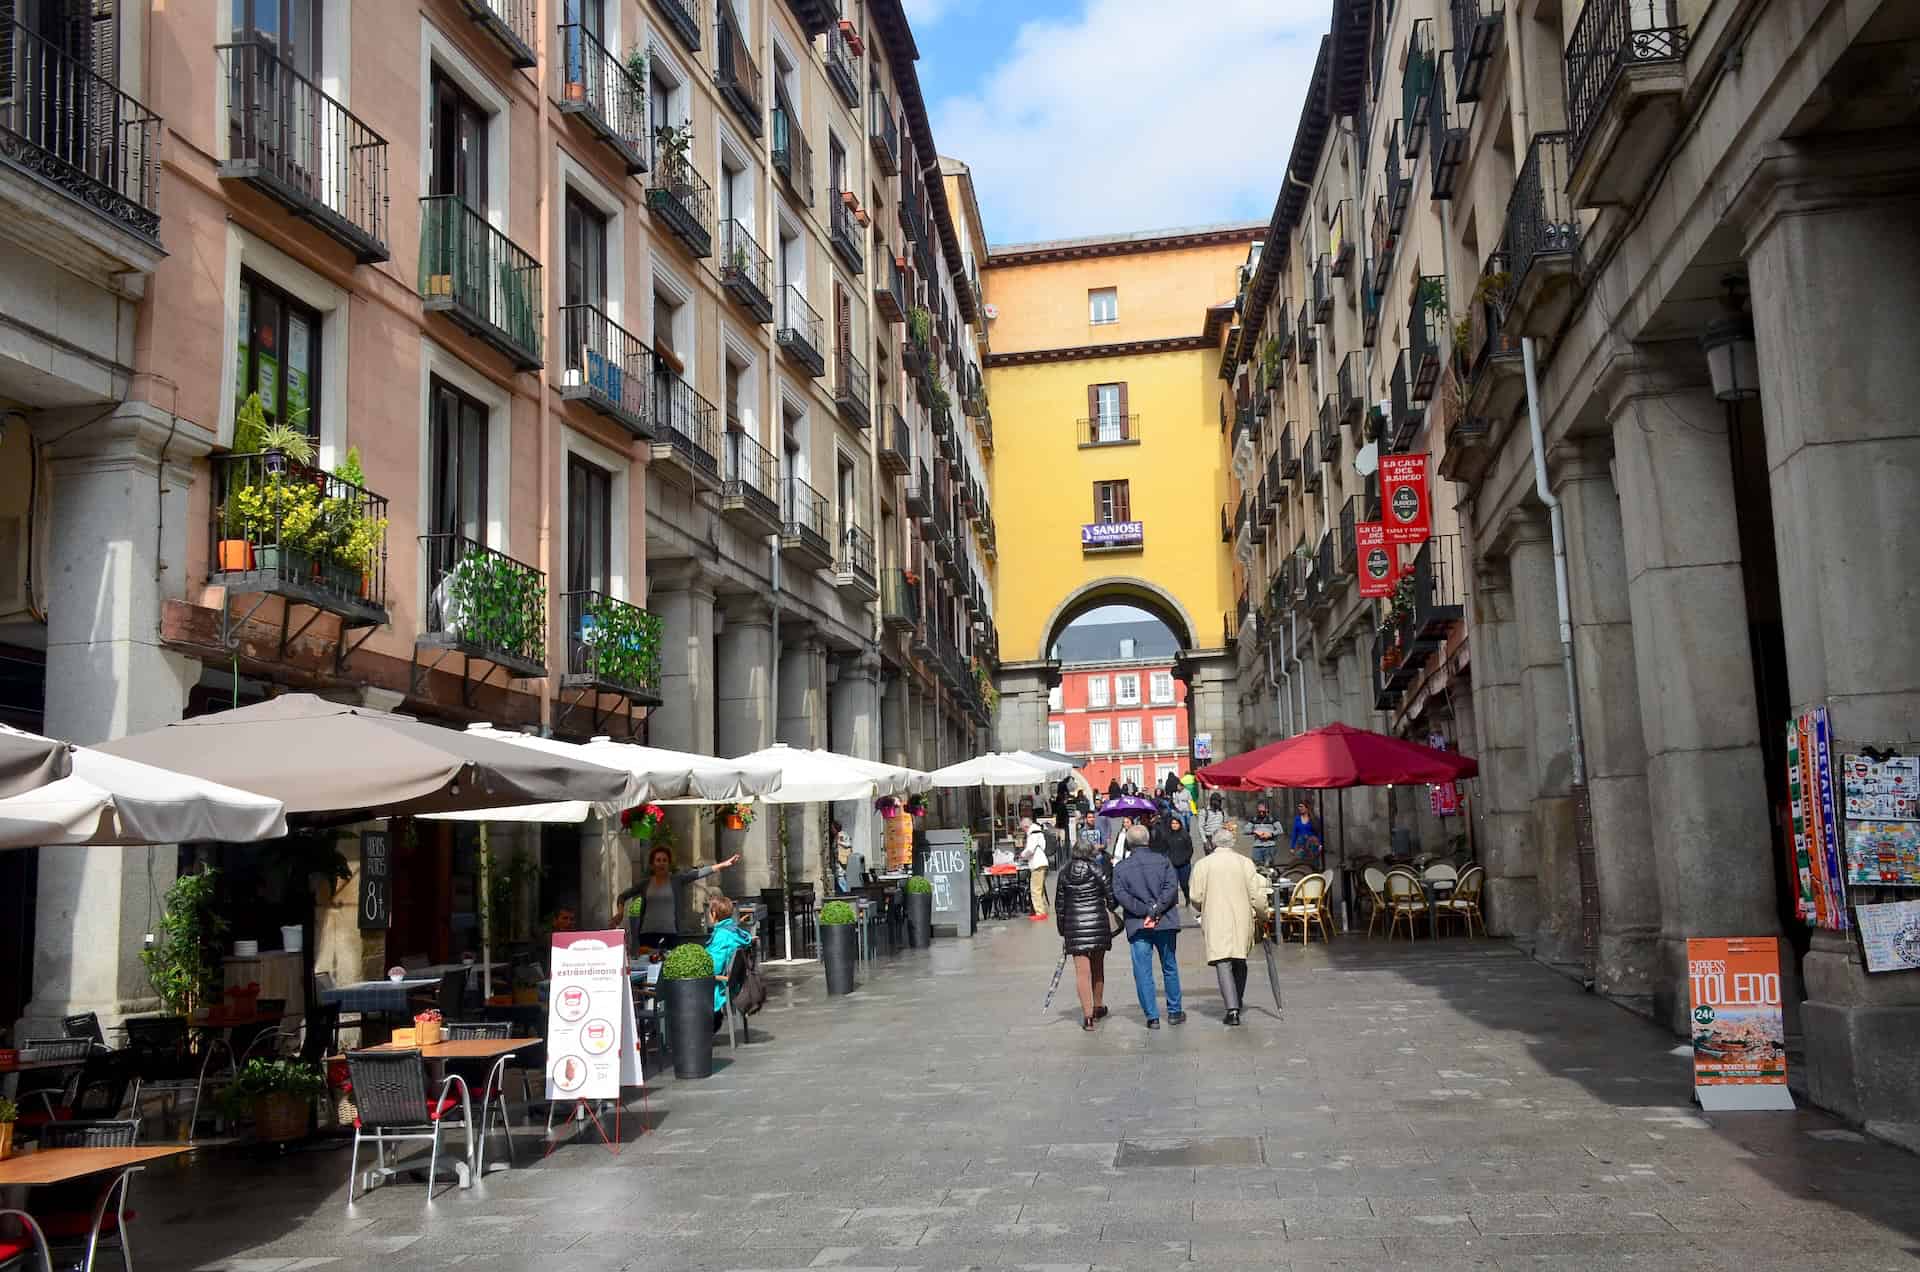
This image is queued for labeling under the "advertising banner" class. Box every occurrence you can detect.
[1380,455,1430,546]
[357,830,389,931]
[1356,522,1397,598]
[1081,520,1144,549]
[1686,936,1793,1110]
[884,810,915,870]
[1856,901,1920,973]
[545,930,641,1102]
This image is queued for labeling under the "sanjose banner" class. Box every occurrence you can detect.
[1380,454,1430,546]
[1686,936,1793,1110]
[1356,522,1397,597]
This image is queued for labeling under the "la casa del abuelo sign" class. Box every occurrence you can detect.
[1380,455,1431,546]
[1356,522,1398,598]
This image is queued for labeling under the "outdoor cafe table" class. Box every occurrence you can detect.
[0,1143,192,1265]
[320,977,439,1016]
[0,1055,89,1102]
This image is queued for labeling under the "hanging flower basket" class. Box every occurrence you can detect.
[873,796,899,818]
[704,802,755,832]
[621,804,669,842]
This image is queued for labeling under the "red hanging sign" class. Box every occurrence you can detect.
[1380,454,1431,546]
[1356,522,1398,598]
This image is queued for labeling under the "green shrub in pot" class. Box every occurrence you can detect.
[820,900,858,925]
[904,877,933,895]
[661,942,714,980]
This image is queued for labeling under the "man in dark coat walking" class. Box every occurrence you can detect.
[1112,824,1185,1028]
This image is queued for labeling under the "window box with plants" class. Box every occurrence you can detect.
[422,534,548,677]
[820,899,858,994]
[565,590,665,704]
[905,874,934,949]
[660,942,716,1079]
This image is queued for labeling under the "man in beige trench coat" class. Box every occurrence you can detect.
[1188,827,1272,1026]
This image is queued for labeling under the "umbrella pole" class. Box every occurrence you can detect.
[1337,790,1349,933]
[479,822,493,1000]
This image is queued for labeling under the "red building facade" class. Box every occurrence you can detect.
[1048,660,1190,792]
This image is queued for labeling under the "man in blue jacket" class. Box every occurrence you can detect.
[1112,824,1185,1028]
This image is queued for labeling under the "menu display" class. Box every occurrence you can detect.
[545,930,641,1102]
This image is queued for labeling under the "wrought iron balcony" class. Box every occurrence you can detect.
[869,91,899,175]
[1384,121,1409,239]
[830,191,864,274]
[1450,0,1505,103]
[1402,18,1435,158]
[1080,413,1139,447]
[1280,424,1298,478]
[3,15,162,248]
[1340,495,1359,576]
[459,0,537,68]
[419,533,546,678]
[783,0,837,37]
[882,568,919,631]
[1301,433,1321,493]
[562,589,663,704]
[781,475,834,569]
[1329,200,1353,278]
[1566,0,1688,194]
[835,523,877,598]
[771,96,812,208]
[646,144,713,257]
[1388,349,1423,454]
[1297,300,1316,360]
[654,0,702,50]
[834,345,870,428]
[218,38,388,262]
[1361,260,1381,348]
[879,400,911,476]
[899,179,927,247]
[1255,475,1275,527]
[419,196,543,371]
[720,428,781,533]
[209,451,391,633]
[1428,57,1467,200]
[650,361,720,485]
[1264,455,1283,508]
[1464,249,1524,424]
[1406,533,1465,649]
[1504,131,1580,335]
[1312,253,1333,322]
[1410,278,1444,399]
[559,304,652,437]
[1319,395,1342,463]
[776,284,826,377]
[1277,315,1296,363]
[713,0,763,135]
[825,23,861,109]
[1338,351,1363,426]
[556,22,647,172]
[718,218,773,323]
[873,246,906,323]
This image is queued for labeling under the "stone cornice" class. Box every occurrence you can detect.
[987,335,1210,368]
[985,224,1265,268]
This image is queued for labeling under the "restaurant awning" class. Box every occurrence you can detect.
[0,745,286,849]
[426,727,785,821]
[0,723,73,799]
[1197,721,1478,790]
[928,753,1061,788]
[730,745,927,803]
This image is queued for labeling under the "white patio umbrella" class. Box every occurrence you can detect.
[0,722,72,799]
[731,744,926,803]
[0,745,287,849]
[927,753,1060,788]
[1004,751,1077,783]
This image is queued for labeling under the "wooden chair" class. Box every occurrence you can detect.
[1435,865,1486,937]
[1361,867,1390,938]
[1278,872,1331,944]
[1384,868,1428,939]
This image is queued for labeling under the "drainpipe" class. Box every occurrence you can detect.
[1290,610,1307,732]
[1521,336,1597,988]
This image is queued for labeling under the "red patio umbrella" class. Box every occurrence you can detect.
[1196,722,1478,790]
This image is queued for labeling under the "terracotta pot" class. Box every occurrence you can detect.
[841,190,858,208]
[217,539,254,572]
[0,1122,13,1160]
[723,812,745,832]
[565,80,585,101]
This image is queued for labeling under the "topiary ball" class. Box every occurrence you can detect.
[660,943,714,980]
[819,900,858,926]
[904,876,934,895]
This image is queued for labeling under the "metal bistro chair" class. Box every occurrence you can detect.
[442,1022,517,1175]
[1384,868,1429,940]
[9,1039,94,1129]
[59,1015,107,1050]
[31,1120,141,1271]
[123,1016,231,1142]
[343,1049,473,1206]
[717,945,754,1049]
[0,1210,52,1272]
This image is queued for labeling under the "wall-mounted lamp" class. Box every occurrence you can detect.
[1701,276,1760,402]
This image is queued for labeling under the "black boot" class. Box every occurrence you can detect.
[1224,1009,1242,1027]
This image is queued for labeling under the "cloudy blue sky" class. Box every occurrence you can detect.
[904,0,1327,246]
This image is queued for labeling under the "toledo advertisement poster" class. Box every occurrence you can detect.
[1687,937,1788,1087]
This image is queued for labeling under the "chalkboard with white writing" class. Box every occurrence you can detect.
[359,829,390,931]
[923,829,974,938]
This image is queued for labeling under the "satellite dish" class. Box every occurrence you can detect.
[1354,441,1379,476]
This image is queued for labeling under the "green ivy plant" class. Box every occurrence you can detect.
[820,900,858,925]
[441,549,546,665]
[907,306,933,351]
[141,869,228,1017]
[580,598,663,692]
[660,942,715,980]
[216,1058,325,1116]
[903,877,933,895]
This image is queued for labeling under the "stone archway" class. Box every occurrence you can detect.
[1035,576,1198,663]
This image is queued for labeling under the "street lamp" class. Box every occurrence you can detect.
[1701,277,1760,402]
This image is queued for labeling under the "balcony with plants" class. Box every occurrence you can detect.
[559,304,653,438]
[776,284,826,377]
[712,0,764,136]
[561,589,663,705]
[1460,248,1521,415]
[830,190,864,274]
[1565,0,1689,207]
[556,22,647,172]
[720,427,782,534]
[650,358,720,486]
[1375,532,1464,694]
[824,22,861,109]
[1503,132,1580,336]
[218,36,388,262]
[419,195,542,371]
[869,91,899,175]
[719,218,773,323]
[835,522,878,599]
[781,475,835,570]
[834,345,871,429]
[654,0,702,51]
[882,568,919,631]
[419,531,546,679]
[771,92,813,209]
[1450,0,1505,103]
[646,123,713,257]
[1410,275,1445,399]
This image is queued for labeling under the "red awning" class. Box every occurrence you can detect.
[1197,721,1478,791]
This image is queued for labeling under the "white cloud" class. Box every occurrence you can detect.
[929,0,1326,242]
[903,0,953,25]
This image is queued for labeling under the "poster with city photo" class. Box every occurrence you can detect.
[1686,936,1793,1110]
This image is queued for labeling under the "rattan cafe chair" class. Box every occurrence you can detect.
[1278,872,1331,944]
[1385,868,1429,939]
[1435,864,1486,937]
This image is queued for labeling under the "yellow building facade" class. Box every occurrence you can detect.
[980,224,1263,763]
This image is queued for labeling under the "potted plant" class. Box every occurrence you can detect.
[622,803,669,844]
[660,942,716,1079]
[141,869,227,1017]
[904,875,934,948]
[819,900,858,995]
[413,1007,443,1047]
[0,1097,15,1161]
[704,802,753,833]
[652,120,695,197]
[220,1058,325,1143]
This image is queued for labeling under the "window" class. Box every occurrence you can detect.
[1117,717,1142,751]
[565,192,608,311]
[1094,480,1130,524]
[233,0,322,78]
[428,376,489,542]
[1150,670,1175,704]
[1088,382,1129,443]
[837,453,857,541]
[1153,716,1176,750]
[1048,721,1067,753]
[566,455,611,596]
[236,270,322,444]
[429,70,488,210]
[1154,763,1178,786]
[1047,685,1063,711]
[1116,674,1140,706]
[1121,764,1143,787]
[1085,675,1110,708]
[1088,287,1117,325]
[1089,719,1111,753]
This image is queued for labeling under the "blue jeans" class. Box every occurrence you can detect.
[1127,929,1182,1021]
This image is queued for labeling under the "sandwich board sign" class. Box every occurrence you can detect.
[546,930,642,1103]
[1686,936,1793,1111]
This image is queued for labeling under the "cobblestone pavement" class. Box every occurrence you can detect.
[128,915,1920,1271]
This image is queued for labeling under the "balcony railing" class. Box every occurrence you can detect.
[651,362,720,480]
[562,589,663,703]
[905,460,933,517]
[646,142,714,257]
[1402,18,1435,157]
[1329,201,1353,278]
[882,568,919,631]
[3,16,162,245]
[653,0,702,50]
[868,90,899,175]
[718,218,774,323]
[1319,395,1342,463]
[1340,496,1359,575]
[1428,56,1467,200]
[559,304,653,437]
[899,179,927,246]
[783,475,833,559]
[420,533,546,677]
[771,96,813,207]
[1405,533,1465,647]
[838,523,876,589]
[1466,249,1521,395]
[1506,132,1578,297]
[1384,121,1409,238]
[1080,413,1139,446]
[460,0,538,67]
[1388,349,1421,453]
[1255,475,1274,527]
[1297,300,1316,360]
[712,0,763,134]
[1410,278,1444,398]
[1361,260,1381,347]
[556,21,647,172]
[419,195,542,370]
[1280,423,1298,478]
[834,345,870,428]
[1450,0,1505,102]
[824,23,861,108]
[1301,433,1321,493]
[1338,352,1363,425]
[873,246,906,322]
[219,38,388,262]
[879,400,911,476]
[830,191,864,273]
[1312,253,1332,321]
[776,284,825,376]
[722,427,781,526]
[210,451,390,628]
[1567,0,1688,171]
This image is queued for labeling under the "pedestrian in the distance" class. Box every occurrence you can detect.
[1162,813,1196,907]
[1188,827,1272,1027]
[1291,799,1324,869]
[1112,824,1184,1028]
[1054,835,1116,1031]
[1198,792,1227,852]
[1020,815,1051,921]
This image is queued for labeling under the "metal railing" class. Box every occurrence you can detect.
[1402,18,1435,157]
[562,589,662,699]
[1389,349,1420,451]
[1301,433,1321,492]
[718,218,773,319]
[647,139,714,257]
[1450,0,1505,102]
[1362,259,1381,347]
[3,16,162,244]
[1384,120,1408,237]
[419,195,542,368]
[1319,395,1341,462]
[1428,54,1466,199]
[776,284,824,374]
[834,345,870,425]
[421,532,546,671]
[651,362,720,478]
[839,522,875,583]
[1340,496,1359,575]
[712,0,763,133]
[556,21,647,171]
[723,428,779,521]
[653,0,702,50]
[879,400,911,474]
[1506,131,1578,291]
[899,178,926,246]
[905,460,933,516]
[868,89,899,173]
[1297,300,1316,359]
[1407,532,1465,642]
[1256,474,1274,527]
[219,37,388,260]
[460,0,538,67]
[1567,0,1688,169]
[830,190,864,272]
[560,304,652,433]
[1280,423,1298,477]
[873,242,906,320]
[1080,413,1138,446]
[770,95,812,206]
[824,23,861,107]
[1467,249,1518,388]
[1329,200,1352,276]
[210,450,389,619]
[1312,253,1332,321]
[1338,352,1363,423]
[1410,278,1444,397]
[783,474,831,550]
[882,568,919,628]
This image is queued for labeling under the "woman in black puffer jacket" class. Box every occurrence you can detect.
[1055,835,1117,1031]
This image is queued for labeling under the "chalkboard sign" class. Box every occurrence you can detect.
[359,829,390,931]
[922,829,974,938]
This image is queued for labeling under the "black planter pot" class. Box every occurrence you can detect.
[821,923,857,995]
[907,892,933,948]
[662,976,715,1079]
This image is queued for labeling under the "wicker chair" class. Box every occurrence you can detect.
[1361,867,1391,938]
[1277,873,1331,944]
[123,1016,232,1142]
[343,1049,472,1206]
[1385,869,1429,939]
[0,1209,52,1272]
[30,1121,141,1269]
[442,1022,517,1175]
[1422,862,1459,884]
[10,1039,93,1128]
[1435,865,1486,937]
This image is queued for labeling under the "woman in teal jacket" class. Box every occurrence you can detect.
[703,896,755,1014]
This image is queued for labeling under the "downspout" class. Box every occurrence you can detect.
[536,18,553,733]
[1521,336,1596,988]
[1290,609,1307,732]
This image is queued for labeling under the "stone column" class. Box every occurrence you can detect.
[1506,514,1582,974]
[829,653,882,881]
[1553,440,1658,1009]
[1742,167,1920,1125]
[1606,347,1777,1031]
[778,634,829,889]
[23,406,212,1036]
[880,670,909,769]
[1467,560,1538,941]
[648,567,716,919]
[992,660,1054,754]
[716,597,776,894]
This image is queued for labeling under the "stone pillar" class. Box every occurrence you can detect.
[829,653,882,883]
[23,406,212,1036]
[1742,168,1920,1125]
[1506,514,1582,974]
[992,660,1054,754]
[648,568,716,918]
[1467,560,1538,941]
[904,680,924,771]
[1553,440,1658,1009]
[716,597,776,894]
[880,670,909,769]
[778,634,829,889]
[1338,639,1387,856]
[1606,348,1778,1031]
